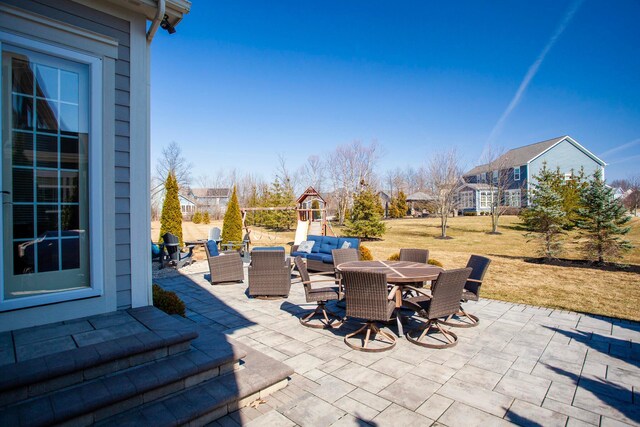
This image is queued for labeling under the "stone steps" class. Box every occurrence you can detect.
[0,322,197,408]
[97,340,293,426]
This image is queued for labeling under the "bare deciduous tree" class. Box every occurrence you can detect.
[155,141,192,188]
[481,146,514,234]
[623,175,640,216]
[300,155,326,194]
[426,149,463,238]
[326,141,380,225]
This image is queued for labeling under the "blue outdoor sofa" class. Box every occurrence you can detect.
[291,235,360,273]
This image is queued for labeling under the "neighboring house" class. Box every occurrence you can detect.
[0,0,190,331]
[179,194,197,216]
[458,136,606,215]
[185,187,231,218]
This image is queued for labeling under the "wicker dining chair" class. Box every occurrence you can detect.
[399,248,429,263]
[293,256,342,329]
[248,250,292,298]
[405,267,472,348]
[342,270,397,352]
[205,241,244,285]
[442,255,491,328]
[399,248,430,294]
[332,248,360,297]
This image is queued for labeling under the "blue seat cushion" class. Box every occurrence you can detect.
[306,253,325,262]
[320,254,334,264]
[291,251,309,258]
[319,236,340,254]
[307,235,323,253]
[206,240,219,256]
[151,242,161,256]
[338,237,359,249]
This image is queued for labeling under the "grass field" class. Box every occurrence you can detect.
[153,215,640,321]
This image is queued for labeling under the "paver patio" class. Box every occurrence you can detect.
[155,261,640,426]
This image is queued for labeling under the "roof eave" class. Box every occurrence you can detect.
[527,135,607,166]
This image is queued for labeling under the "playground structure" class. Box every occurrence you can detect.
[240,187,335,245]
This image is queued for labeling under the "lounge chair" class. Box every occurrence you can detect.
[205,240,244,285]
[405,268,472,348]
[248,250,291,298]
[162,232,194,269]
[293,256,342,329]
[442,255,491,328]
[208,227,222,245]
[342,270,397,352]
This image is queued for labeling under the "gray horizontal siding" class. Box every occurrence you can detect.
[7,0,134,309]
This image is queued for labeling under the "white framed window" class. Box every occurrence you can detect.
[564,172,572,181]
[506,189,521,207]
[479,191,497,209]
[514,166,520,181]
[0,32,103,311]
[459,191,474,209]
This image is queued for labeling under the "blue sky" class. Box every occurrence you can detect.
[150,0,640,183]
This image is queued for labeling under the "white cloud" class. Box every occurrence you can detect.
[599,138,640,159]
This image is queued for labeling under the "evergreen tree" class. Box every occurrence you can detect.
[222,186,243,249]
[388,197,401,219]
[519,164,567,260]
[395,190,408,217]
[576,170,633,263]
[159,172,183,245]
[192,211,202,224]
[261,178,296,230]
[344,183,386,239]
[553,167,587,229]
[202,211,210,224]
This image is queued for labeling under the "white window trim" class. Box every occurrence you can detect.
[514,166,520,181]
[506,189,521,207]
[0,31,104,311]
[459,191,474,209]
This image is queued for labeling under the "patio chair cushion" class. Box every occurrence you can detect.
[337,237,359,250]
[297,240,315,254]
[290,251,310,258]
[207,240,219,257]
[306,253,325,262]
[252,246,285,251]
[151,242,161,256]
[308,235,324,253]
[319,236,339,254]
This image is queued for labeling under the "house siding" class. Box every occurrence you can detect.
[529,139,603,183]
[3,0,133,309]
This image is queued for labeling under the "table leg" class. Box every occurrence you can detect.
[395,286,404,338]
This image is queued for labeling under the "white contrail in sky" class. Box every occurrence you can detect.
[485,0,584,146]
[598,138,640,159]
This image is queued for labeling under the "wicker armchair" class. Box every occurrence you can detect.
[205,242,244,285]
[248,250,292,298]
[399,248,430,293]
[342,270,397,352]
[332,248,360,296]
[162,233,194,269]
[442,255,491,328]
[405,267,471,348]
[399,248,429,263]
[293,257,342,329]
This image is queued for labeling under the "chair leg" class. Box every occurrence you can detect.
[300,302,343,329]
[440,304,480,328]
[344,321,396,353]
[406,319,458,349]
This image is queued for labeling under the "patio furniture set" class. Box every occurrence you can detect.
[155,231,490,354]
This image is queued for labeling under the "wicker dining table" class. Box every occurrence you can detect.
[336,260,444,337]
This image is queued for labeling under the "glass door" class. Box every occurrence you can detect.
[2,45,90,305]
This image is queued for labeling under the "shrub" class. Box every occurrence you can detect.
[387,252,400,261]
[428,258,444,267]
[192,211,202,224]
[152,284,186,317]
[359,245,373,260]
[159,172,183,245]
[222,186,243,249]
[463,211,477,216]
[202,211,210,224]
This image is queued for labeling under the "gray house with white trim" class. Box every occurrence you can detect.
[458,136,606,214]
[0,0,190,331]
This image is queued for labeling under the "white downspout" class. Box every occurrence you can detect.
[146,0,166,42]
